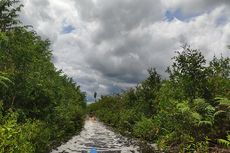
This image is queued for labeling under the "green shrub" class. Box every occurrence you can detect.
[0,113,34,153]
[133,117,157,141]
[0,1,86,152]
[89,47,230,152]
[118,109,141,132]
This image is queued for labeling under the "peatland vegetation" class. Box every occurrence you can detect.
[88,46,230,152]
[0,0,86,152]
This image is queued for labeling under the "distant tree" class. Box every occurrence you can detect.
[209,55,230,79]
[94,92,97,101]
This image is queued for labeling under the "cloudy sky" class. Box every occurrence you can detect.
[20,0,230,102]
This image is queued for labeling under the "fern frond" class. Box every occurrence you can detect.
[0,76,13,83]
[214,110,226,117]
[198,121,212,127]
[218,139,230,148]
[192,112,202,121]
[0,80,8,88]
[216,97,230,105]
[0,74,13,88]
[177,102,190,113]
[227,135,230,141]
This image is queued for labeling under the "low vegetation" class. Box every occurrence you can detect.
[88,46,230,152]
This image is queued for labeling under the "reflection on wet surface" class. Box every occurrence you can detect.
[51,118,141,153]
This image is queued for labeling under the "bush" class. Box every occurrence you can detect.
[0,113,35,153]
[0,1,86,152]
[89,46,230,152]
[133,117,157,141]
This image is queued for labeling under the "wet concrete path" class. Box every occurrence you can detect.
[51,118,141,153]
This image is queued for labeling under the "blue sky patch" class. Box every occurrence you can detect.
[62,24,75,34]
[216,15,228,26]
[165,9,201,22]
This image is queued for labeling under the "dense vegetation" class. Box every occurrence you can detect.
[89,46,230,152]
[0,0,86,152]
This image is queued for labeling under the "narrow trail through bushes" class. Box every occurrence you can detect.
[51,117,155,153]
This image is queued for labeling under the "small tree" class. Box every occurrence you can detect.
[207,56,230,98]
[136,68,161,116]
[209,55,230,79]
[167,46,208,102]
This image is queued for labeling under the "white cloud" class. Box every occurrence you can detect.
[19,0,230,101]
[161,0,230,15]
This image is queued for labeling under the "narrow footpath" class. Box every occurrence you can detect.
[51,118,142,153]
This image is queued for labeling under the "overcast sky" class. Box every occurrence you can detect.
[20,0,230,102]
